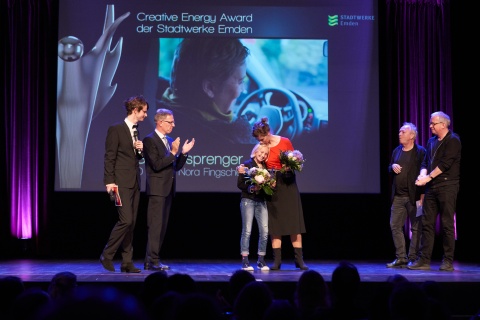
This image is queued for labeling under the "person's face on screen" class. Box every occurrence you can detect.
[208,62,247,114]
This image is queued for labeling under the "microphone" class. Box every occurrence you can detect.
[133,130,144,159]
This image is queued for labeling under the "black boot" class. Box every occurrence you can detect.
[294,247,309,270]
[271,248,282,270]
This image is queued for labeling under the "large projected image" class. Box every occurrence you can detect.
[56,0,379,193]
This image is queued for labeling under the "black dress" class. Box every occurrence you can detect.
[266,137,306,235]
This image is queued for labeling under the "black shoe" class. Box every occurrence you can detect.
[100,254,115,272]
[407,259,417,267]
[439,260,454,271]
[144,262,170,271]
[407,260,431,270]
[294,261,309,270]
[120,263,141,273]
[386,258,408,268]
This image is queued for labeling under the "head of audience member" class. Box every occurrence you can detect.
[233,281,273,320]
[11,287,51,320]
[224,269,256,310]
[368,274,409,320]
[389,281,429,320]
[48,271,78,301]
[330,261,361,304]
[326,261,368,319]
[166,273,197,295]
[150,290,182,320]
[140,270,169,310]
[294,269,330,318]
[0,276,25,317]
[387,273,409,285]
[263,299,299,320]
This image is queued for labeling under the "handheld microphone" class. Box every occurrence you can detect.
[133,130,144,159]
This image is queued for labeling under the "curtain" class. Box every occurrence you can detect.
[1,0,58,254]
[384,0,452,148]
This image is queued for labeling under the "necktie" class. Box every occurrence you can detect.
[163,136,170,151]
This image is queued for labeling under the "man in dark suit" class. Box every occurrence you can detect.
[100,95,149,273]
[143,108,195,270]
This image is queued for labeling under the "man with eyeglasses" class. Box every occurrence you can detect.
[142,108,195,271]
[408,111,461,271]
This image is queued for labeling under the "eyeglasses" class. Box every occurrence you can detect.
[429,122,443,126]
[162,120,175,125]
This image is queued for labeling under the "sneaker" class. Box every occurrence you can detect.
[257,260,270,271]
[439,260,454,271]
[242,260,254,271]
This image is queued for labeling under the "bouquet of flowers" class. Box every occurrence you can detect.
[279,150,305,173]
[245,167,276,195]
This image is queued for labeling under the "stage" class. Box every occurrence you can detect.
[1,259,480,319]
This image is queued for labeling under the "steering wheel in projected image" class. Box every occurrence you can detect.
[236,88,304,140]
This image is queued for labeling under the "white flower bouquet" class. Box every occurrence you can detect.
[279,150,305,173]
[245,167,276,195]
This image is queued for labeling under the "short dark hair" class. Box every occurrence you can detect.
[124,95,149,115]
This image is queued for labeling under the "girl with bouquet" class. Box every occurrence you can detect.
[237,144,273,271]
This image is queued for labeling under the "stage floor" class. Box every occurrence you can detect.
[1,259,479,283]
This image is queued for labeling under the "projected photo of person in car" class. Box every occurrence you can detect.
[156,38,328,144]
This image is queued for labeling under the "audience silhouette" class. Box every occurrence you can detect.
[233,281,273,320]
[216,269,256,317]
[2,264,478,320]
[313,261,368,320]
[294,269,330,320]
[48,271,77,302]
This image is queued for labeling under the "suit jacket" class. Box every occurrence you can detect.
[104,121,140,189]
[143,131,188,197]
